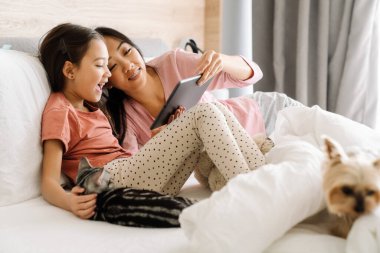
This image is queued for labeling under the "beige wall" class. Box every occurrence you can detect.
[205,0,221,51]
[0,0,219,50]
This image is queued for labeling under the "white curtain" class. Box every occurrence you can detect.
[251,0,380,128]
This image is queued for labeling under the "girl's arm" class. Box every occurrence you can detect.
[41,139,97,219]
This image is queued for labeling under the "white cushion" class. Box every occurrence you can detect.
[0,49,50,206]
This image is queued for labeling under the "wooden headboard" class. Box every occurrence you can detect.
[0,0,221,50]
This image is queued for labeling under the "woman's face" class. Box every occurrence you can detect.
[104,36,147,96]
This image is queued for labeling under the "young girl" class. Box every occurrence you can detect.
[39,23,266,219]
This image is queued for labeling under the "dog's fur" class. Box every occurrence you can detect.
[322,136,380,238]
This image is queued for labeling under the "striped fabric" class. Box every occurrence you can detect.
[92,187,195,228]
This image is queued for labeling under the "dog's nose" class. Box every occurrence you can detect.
[354,195,365,213]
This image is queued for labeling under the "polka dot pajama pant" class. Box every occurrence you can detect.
[104,102,265,195]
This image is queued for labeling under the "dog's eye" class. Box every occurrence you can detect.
[341,186,354,196]
[366,189,376,196]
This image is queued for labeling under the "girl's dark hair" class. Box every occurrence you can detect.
[38,23,103,92]
[95,27,144,144]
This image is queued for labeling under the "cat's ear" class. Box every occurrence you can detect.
[78,157,92,171]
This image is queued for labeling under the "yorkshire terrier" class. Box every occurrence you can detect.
[322,136,380,238]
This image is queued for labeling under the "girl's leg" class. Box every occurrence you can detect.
[104,103,253,195]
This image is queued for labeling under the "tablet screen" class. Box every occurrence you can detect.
[150,75,212,130]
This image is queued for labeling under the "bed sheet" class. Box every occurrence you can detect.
[0,196,188,253]
[0,176,205,253]
[1,174,347,253]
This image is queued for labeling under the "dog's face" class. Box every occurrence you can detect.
[322,137,380,219]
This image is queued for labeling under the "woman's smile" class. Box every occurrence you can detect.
[128,67,142,81]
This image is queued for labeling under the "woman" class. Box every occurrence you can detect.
[94,27,278,154]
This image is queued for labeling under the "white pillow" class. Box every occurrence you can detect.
[0,49,50,206]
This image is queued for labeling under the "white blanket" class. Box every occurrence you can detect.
[180,106,380,253]
[346,209,380,253]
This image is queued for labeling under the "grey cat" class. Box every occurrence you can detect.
[76,157,110,194]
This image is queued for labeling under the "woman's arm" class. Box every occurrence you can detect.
[221,54,254,81]
[167,49,262,92]
[41,139,97,219]
[197,50,254,85]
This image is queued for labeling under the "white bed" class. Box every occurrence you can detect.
[1,43,380,253]
[0,175,348,253]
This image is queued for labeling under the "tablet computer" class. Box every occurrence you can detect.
[150,75,212,130]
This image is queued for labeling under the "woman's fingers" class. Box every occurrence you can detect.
[199,59,220,84]
[168,114,175,124]
[196,50,214,74]
[168,106,186,124]
[174,107,184,118]
[204,64,223,84]
[196,50,223,85]
[151,124,167,137]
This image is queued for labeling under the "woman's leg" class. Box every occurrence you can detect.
[211,101,265,171]
[192,102,266,189]
[104,103,254,195]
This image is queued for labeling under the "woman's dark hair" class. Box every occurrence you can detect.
[95,27,144,144]
[38,23,103,92]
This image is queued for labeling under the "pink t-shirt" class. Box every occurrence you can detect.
[122,49,265,154]
[41,92,130,181]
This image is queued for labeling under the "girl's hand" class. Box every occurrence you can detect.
[196,50,223,85]
[68,186,97,219]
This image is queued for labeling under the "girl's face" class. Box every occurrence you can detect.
[104,36,147,96]
[65,39,111,105]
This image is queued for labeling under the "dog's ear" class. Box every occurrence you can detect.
[322,135,345,161]
[372,159,380,171]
